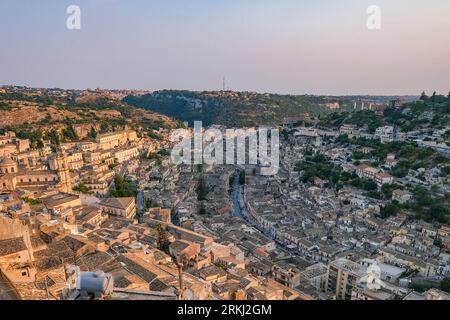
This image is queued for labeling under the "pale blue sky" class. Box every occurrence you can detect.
[1,0,449,95]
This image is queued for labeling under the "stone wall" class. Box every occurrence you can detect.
[0,216,27,240]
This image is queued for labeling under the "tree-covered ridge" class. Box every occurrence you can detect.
[336,137,449,174]
[124,90,333,127]
[320,91,450,133]
[0,90,177,128]
[0,88,179,149]
[294,149,450,224]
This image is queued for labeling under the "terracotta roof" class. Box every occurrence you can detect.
[100,197,135,210]
[198,265,227,279]
[0,237,27,256]
[42,193,80,208]
[35,256,65,272]
[169,240,190,253]
[76,251,115,271]
[376,172,393,178]
[115,255,158,283]
[0,158,16,166]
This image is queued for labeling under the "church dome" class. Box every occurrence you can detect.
[0,157,18,174]
[0,158,16,166]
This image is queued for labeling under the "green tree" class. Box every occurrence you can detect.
[380,202,401,219]
[110,175,138,198]
[156,223,170,254]
[198,202,207,215]
[335,134,349,145]
[89,127,97,140]
[157,149,170,156]
[197,175,209,201]
[431,91,437,107]
[239,170,246,185]
[441,278,450,293]
[46,130,60,146]
[420,91,428,101]
[62,125,78,141]
[73,182,90,194]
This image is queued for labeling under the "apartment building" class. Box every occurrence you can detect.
[326,258,367,300]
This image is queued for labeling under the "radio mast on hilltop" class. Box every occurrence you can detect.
[222,77,226,91]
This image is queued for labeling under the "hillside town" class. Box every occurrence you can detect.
[2,6,450,320]
[0,86,449,301]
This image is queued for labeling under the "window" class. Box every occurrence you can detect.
[21,271,27,276]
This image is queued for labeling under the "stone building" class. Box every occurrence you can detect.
[99,197,136,219]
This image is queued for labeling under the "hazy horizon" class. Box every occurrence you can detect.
[0,83,426,98]
[1,0,449,95]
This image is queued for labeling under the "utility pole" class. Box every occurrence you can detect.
[45,276,50,300]
[170,254,184,300]
[177,262,184,300]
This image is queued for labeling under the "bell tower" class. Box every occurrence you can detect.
[54,151,72,193]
